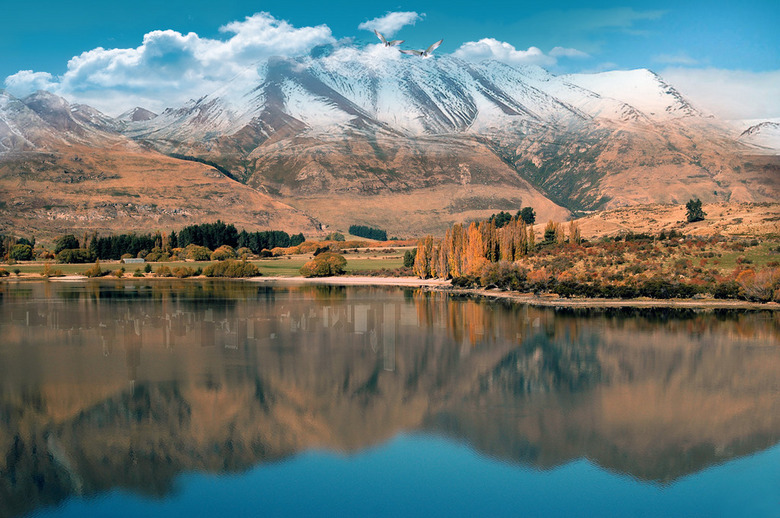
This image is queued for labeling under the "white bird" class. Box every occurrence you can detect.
[400,39,443,58]
[374,29,404,47]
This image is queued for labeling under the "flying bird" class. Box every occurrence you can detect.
[400,39,443,58]
[374,29,404,47]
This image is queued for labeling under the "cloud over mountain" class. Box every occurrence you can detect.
[358,11,423,37]
[453,39,557,66]
[4,12,334,114]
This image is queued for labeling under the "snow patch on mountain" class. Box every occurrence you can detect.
[563,69,700,119]
[738,121,780,153]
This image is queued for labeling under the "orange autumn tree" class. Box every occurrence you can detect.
[413,214,545,279]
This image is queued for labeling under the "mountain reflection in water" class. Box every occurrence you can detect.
[0,280,778,517]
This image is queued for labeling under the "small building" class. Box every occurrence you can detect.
[122,258,145,264]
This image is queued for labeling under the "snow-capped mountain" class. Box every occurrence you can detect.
[0,90,127,151]
[118,107,158,122]
[124,51,703,147]
[738,121,780,153]
[2,51,778,237]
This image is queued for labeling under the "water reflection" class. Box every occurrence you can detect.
[0,280,778,517]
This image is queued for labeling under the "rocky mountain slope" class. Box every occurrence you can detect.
[0,90,319,237]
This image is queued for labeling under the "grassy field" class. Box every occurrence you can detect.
[1,250,407,278]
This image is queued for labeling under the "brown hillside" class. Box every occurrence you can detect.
[0,146,320,240]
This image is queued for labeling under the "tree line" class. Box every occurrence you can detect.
[348,225,387,241]
[412,210,580,279]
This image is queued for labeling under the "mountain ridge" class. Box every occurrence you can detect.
[1,54,778,238]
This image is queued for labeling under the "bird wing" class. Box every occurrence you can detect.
[374,29,388,45]
[426,39,444,54]
[388,39,404,46]
[400,49,423,56]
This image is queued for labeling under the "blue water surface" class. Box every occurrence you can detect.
[34,434,780,518]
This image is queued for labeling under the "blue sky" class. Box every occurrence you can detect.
[3,0,778,117]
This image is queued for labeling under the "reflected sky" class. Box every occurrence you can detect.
[1,280,779,517]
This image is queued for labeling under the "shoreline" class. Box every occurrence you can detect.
[436,286,780,311]
[3,274,778,310]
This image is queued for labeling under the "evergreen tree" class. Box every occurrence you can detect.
[686,198,706,222]
[518,207,536,224]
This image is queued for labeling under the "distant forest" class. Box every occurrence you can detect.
[349,225,387,241]
[88,221,304,260]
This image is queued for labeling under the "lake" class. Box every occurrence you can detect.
[1,280,779,517]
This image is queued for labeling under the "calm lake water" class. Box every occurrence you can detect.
[1,280,779,517]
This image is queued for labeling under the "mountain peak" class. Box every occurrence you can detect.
[118,106,158,122]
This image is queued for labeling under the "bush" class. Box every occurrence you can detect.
[451,275,479,288]
[203,259,260,278]
[211,245,237,261]
[144,251,171,262]
[185,244,212,261]
[172,266,197,278]
[144,263,152,273]
[0,268,9,277]
[479,261,528,290]
[155,265,173,277]
[133,269,145,277]
[113,267,125,278]
[56,248,95,264]
[84,261,107,278]
[300,252,347,277]
[41,263,64,278]
[713,280,740,299]
[10,244,33,261]
[324,232,345,242]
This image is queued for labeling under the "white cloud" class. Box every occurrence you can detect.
[453,38,591,67]
[3,12,334,115]
[4,70,57,96]
[358,12,423,38]
[661,67,780,120]
[549,47,590,59]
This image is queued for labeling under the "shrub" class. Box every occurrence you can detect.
[84,261,107,278]
[736,268,780,302]
[211,244,237,261]
[203,259,260,278]
[713,280,740,299]
[41,263,64,278]
[56,248,95,264]
[133,269,145,277]
[324,232,346,242]
[300,252,347,277]
[479,261,528,290]
[0,268,9,277]
[171,266,197,278]
[236,247,253,259]
[451,275,479,288]
[113,267,125,278]
[185,244,212,261]
[10,244,33,261]
[144,263,152,273]
[155,265,173,277]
